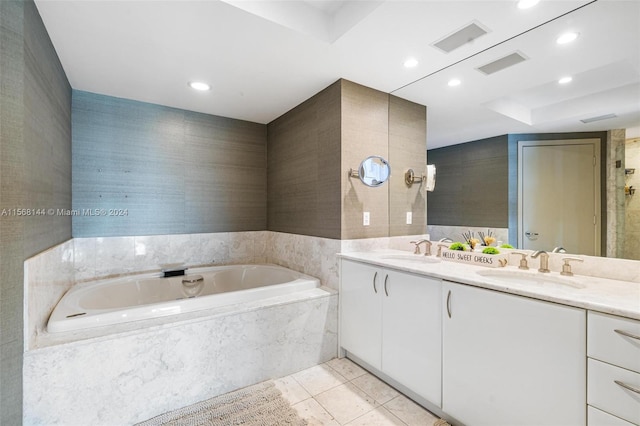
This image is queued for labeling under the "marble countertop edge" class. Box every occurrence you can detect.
[338,250,640,321]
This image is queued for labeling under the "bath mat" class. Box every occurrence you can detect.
[433,419,452,426]
[136,381,307,426]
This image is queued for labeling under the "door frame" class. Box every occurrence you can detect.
[517,139,601,255]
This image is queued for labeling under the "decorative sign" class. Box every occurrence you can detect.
[441,248,507,268]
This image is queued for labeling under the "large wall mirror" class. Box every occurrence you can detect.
[390,0,640,259]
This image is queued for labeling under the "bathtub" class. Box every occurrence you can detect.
[47,264,320,333]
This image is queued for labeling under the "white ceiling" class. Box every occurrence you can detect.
[34,0,640,149]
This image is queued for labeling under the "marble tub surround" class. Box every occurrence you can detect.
[23,240,75,351]
[24,231,269,350]
[265,232,342,291]
[25,231,431,350]
[74,230,270,282]
[339,250,640,320]
[23,287,338,425]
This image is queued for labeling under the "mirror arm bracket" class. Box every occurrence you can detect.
[405,168,425,187]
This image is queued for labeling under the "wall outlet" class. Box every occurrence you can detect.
[363,212,370,226]
[406,212,412,224]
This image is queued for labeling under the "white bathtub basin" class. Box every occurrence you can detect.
[47,264,319,333]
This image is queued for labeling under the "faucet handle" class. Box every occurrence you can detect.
[410,240,422,254]
[561,257,583,276]
[511,252,529,270]
[436,243,449,257]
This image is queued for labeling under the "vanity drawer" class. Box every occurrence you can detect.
[588,359,640,425]
[588,406,635,426]
[588,312,640,373]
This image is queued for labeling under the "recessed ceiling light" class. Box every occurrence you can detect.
[404,58,419,68]
[188,81,211,91]
[517,0,540,9]
[558,76,573,84]
[448,79,461,87]
[556,32,579,45]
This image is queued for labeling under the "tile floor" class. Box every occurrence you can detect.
[273,357,443,426]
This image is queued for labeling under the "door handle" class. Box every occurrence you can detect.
[384,274,389,296]
[446,290,452,318]
[372,272,378,293]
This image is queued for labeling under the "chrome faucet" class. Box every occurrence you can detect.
[531,250,550,273]
[410,239,432,255]
[552,247,567,253]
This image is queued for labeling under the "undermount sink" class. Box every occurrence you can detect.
[476,269,585,289]
[379,254,441,264]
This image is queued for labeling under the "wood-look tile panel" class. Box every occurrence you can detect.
[389,95,427,236]
[267,80,341,239]
[341,80,389,239]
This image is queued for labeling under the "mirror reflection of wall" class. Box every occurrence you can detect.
[390,0,639,259]
[625,136,640,259]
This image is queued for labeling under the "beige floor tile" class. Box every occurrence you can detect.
[292,364,348,396]
[351,373,400,405]
[273,375,311,405]
[383,395,440,426]
[315,382,379,425]
[293,397,340,426]
[346,406,407,426]
[325,357,367,381]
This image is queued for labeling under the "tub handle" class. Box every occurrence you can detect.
[372,272,378,294]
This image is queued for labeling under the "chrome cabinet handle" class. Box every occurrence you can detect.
[446,290,452,318]
[384,275,389,296]
[615,329,640,341]
[372,272,378,293]
[615,380,640,394]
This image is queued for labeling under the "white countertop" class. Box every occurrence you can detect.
[339,250,640,320]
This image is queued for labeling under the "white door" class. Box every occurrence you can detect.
[382,270,442,405]
[340,260,383,369]
[518,139,600,255]
[442,281,586,426]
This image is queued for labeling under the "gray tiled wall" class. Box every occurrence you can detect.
[427,135,510,229]
[72,91,267,237]
[0,1,72,423]
[267,80,342,239]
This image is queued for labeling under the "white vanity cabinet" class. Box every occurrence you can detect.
[587,312,640,426]
[442,281,586,426]
[340,259,442,404]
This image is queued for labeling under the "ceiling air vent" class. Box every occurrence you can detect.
[432,22,488,53]
[476,51,528,75]
[580,113,617,124]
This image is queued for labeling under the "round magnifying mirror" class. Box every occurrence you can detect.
[358,156,390,187]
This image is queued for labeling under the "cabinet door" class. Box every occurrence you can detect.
[442,281,586,426]
[382,270,442,406]
[340,260,382,369]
